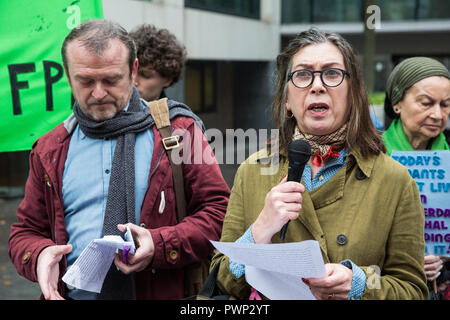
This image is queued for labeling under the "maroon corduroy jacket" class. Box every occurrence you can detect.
[8,115,230,299]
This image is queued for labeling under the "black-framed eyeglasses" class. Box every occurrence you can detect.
[287,68,350,88]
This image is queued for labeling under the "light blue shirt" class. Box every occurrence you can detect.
[230,149,366,299]
[63,102,154,299]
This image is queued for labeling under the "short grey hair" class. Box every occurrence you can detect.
[61,19,136,77]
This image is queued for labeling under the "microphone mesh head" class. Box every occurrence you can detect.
[288,140,311,164]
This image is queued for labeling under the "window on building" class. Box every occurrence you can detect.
[185,61,217,113]
[313,0,362,23]
[185,0,260,19]
[282,0,450,24]
[418,0,450,19]
[282,0,362,23]
[377,0,416,21]
[282,0,311,24]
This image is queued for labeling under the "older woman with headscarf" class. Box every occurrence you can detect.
[383,57,450,299]
[210,28,428,300]
[383,57,450,154]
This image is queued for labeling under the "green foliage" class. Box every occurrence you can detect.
[368,92,385,105]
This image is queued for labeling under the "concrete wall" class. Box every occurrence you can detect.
[103,0,281,61]
[103,0,282,133]
[103,0,185,40]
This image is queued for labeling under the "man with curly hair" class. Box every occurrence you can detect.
[130,24,187,102]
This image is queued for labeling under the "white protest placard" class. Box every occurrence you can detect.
[391,151,450,257]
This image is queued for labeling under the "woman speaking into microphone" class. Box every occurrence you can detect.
[210,28,428,300]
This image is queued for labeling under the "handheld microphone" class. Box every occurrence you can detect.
[280,139,311,242]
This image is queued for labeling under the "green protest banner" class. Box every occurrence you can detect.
[0,0,103,152]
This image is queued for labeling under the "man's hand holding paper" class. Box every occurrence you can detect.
[114,223,155,274]
[62,224,143,293]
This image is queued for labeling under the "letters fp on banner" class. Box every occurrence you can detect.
[0,0,103,152]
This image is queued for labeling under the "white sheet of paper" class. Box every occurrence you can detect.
[245,266,316,300]
[211,240,325,300]
[62,226,135,293]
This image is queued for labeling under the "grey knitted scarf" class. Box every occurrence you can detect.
[73,86,153,299]
[74,86,153,238]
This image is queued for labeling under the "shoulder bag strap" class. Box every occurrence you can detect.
[148,98,187,222]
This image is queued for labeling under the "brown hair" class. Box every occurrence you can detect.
[269,28,385,157]
[61,19,136,78]
[130,24,187,84]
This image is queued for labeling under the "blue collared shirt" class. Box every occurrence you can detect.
[62,102,154,299]
[230,149,366,299]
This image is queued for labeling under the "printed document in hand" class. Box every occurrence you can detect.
[211,240,326,300]
[62,226,135,293]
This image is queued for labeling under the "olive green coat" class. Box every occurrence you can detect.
[211,149,428,300]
